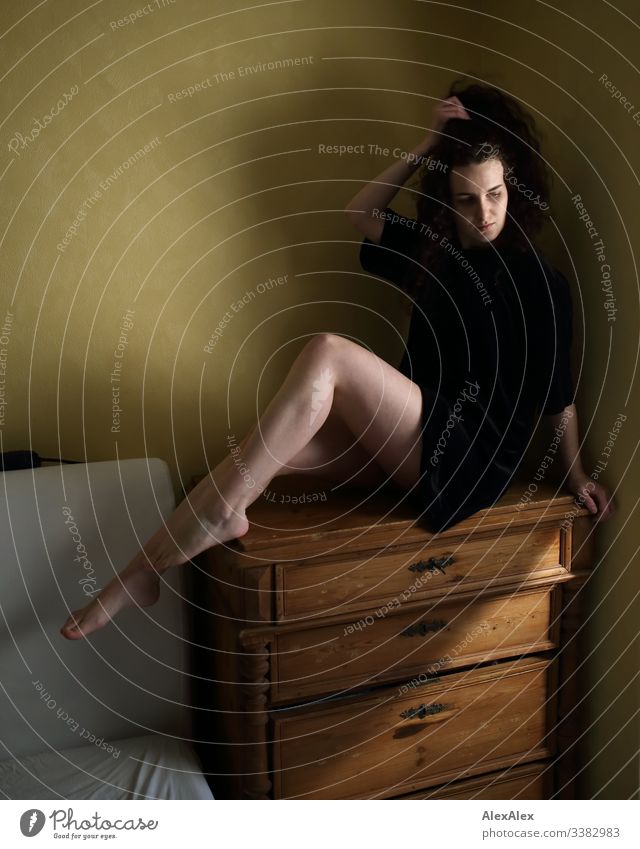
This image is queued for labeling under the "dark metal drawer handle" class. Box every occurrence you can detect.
[408,554,455,575]
[400,702,448,720]
[400,620,447,637]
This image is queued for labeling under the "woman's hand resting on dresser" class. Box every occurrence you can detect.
[567,473,616,523]
[544,404,616,524]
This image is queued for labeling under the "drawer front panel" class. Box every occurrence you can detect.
[273,586,559,702]
[272,657,554,799]
[276,526,563,621]
[400,762,549,799]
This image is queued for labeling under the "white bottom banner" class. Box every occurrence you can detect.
[0,799,638,848]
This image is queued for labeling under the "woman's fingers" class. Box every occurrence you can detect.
[594,487,615,522]
[431,99,471,135]
[438,96,471,121]
[579,490,598,515]
[575,483,615,523]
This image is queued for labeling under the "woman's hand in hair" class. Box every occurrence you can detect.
[413,97,471,157]
[433,96,471,133]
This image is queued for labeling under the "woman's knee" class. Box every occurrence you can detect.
[301,332,350,364]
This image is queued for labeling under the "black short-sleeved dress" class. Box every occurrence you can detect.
[359,207,575,532]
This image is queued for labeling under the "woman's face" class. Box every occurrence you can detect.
[449,158,508,248]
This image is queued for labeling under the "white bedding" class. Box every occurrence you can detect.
[0,734,214,800]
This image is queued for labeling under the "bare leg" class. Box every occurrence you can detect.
[60,334,423,639]
[272,407,393,489]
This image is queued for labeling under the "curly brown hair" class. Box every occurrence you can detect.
[404,80,552,299]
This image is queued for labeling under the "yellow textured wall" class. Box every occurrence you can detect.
[0,0,481,483]
[1,0,637,797]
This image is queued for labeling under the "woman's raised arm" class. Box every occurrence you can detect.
[344,96,470,243]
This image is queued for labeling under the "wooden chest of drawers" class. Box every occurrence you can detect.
[189,475,593,799]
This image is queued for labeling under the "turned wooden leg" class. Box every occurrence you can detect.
[239,636,272,799]
[554,571,588,798]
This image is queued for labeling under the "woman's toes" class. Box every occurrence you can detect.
[60,604,101,639]
[60,616,82,639]
[61,609,81,631]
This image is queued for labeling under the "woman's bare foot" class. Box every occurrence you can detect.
[60,473,250,640]
[60,555,161,640]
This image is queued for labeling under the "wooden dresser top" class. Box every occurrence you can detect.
[193,473,586,558]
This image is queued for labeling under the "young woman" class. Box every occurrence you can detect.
[61,82,614,640]
[351,83,615,533]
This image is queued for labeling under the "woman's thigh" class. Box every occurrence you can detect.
[277,407,394,489]
[302,333,425,491]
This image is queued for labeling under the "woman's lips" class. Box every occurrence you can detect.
[479,223,495,232]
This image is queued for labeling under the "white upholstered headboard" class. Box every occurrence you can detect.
[0,458,193,761]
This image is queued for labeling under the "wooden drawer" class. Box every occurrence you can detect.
[399,761,550,799]
[276,525,564,621]
[272,654,556,799]
[271,585,561,702]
